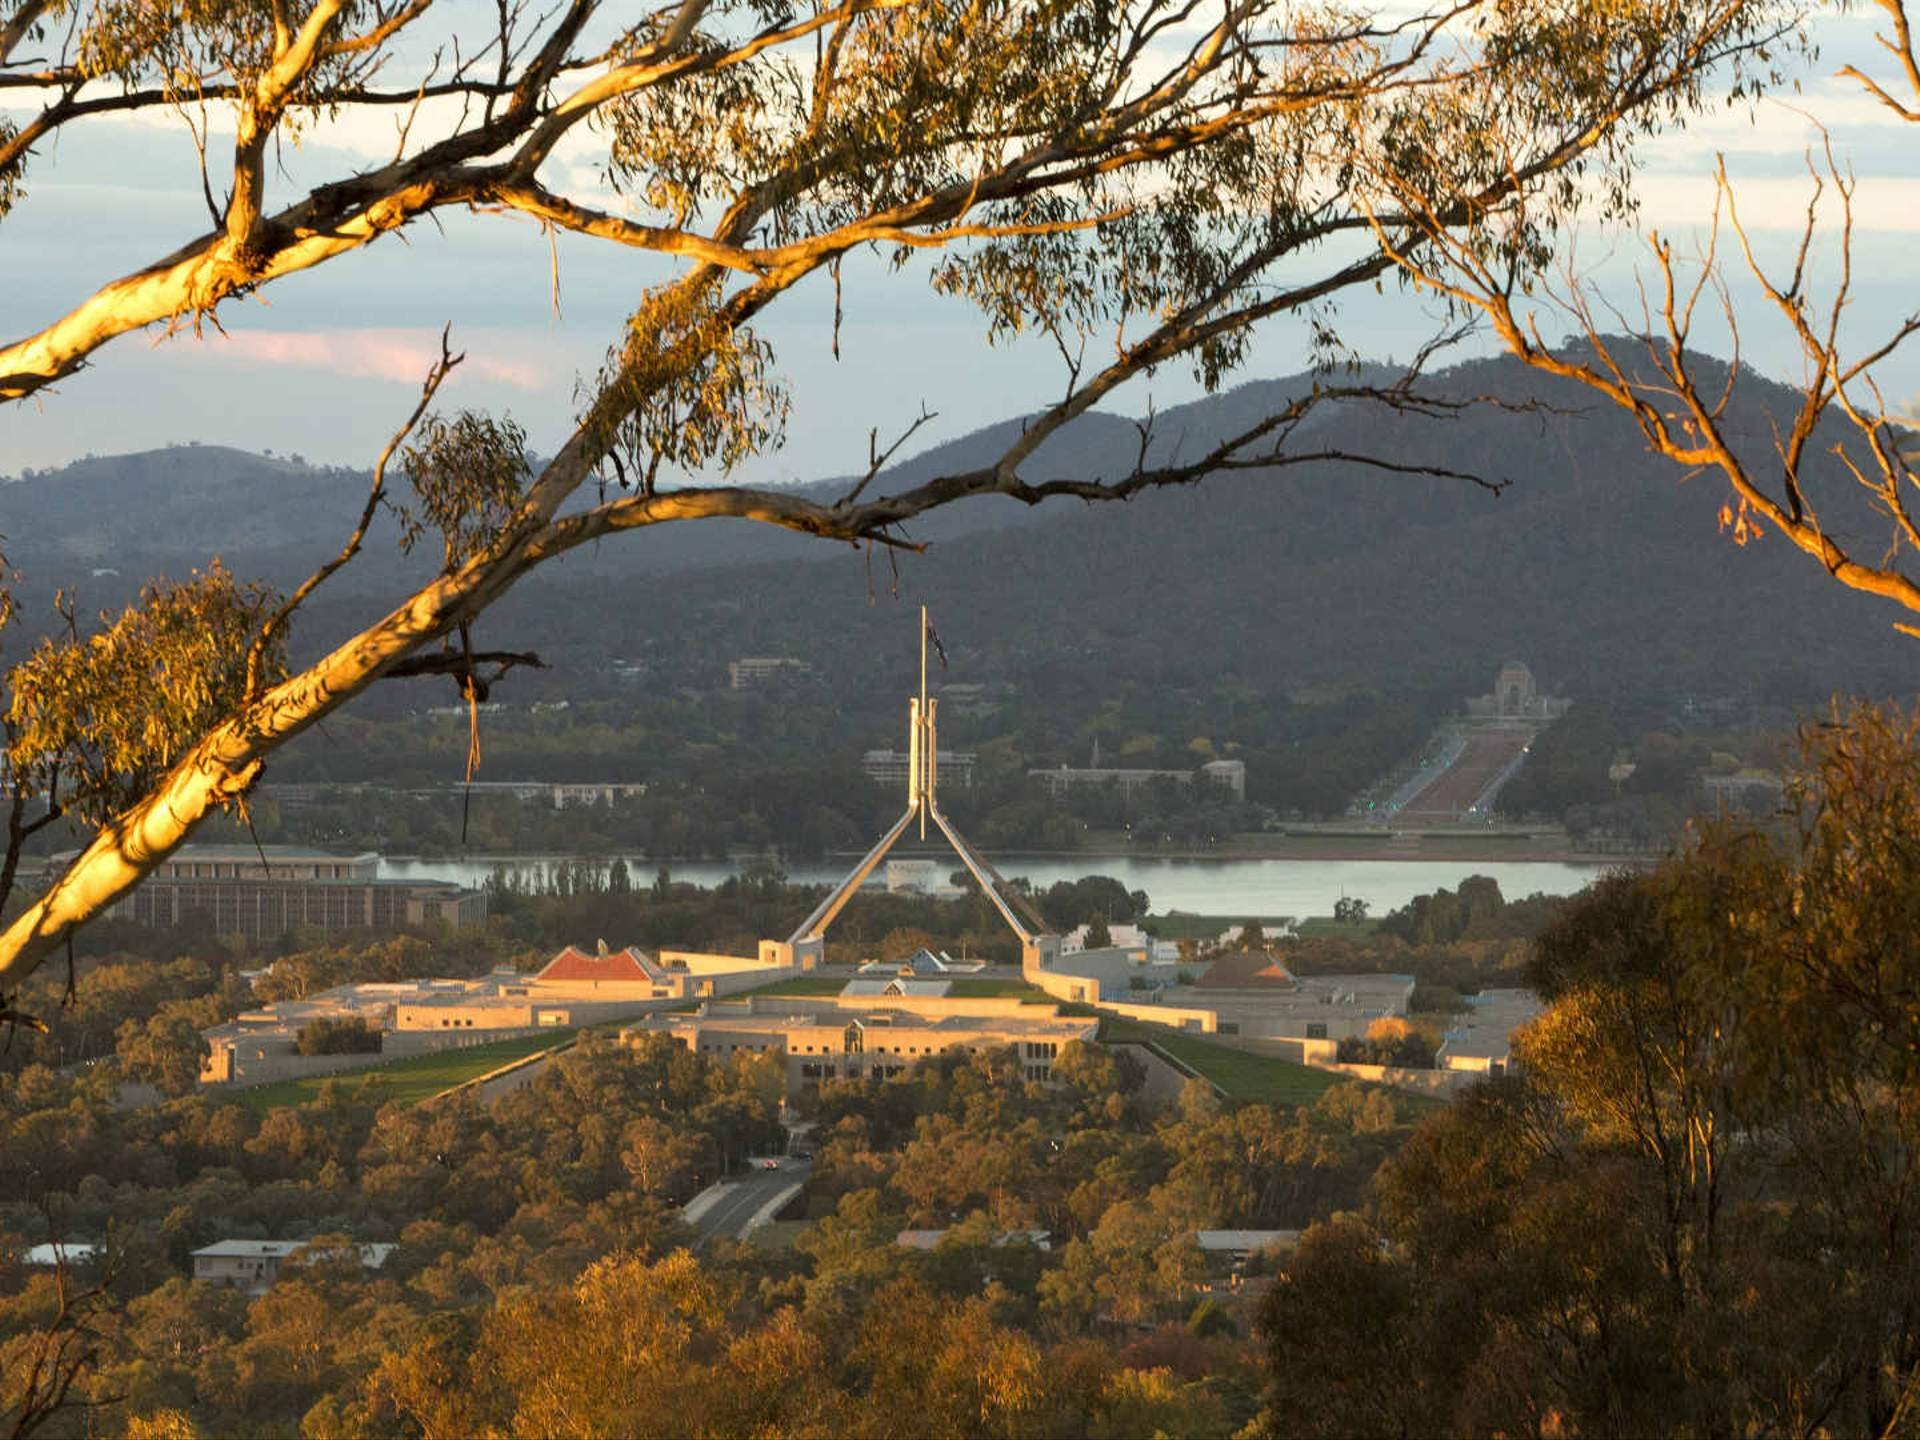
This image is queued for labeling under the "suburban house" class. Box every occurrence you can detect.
[191,1239,396,1294]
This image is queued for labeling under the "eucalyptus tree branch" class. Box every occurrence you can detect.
[0,0,52,67]
[0,74,511,104]
[243,327,465,703]
[482,181,769,270]
[0,0,1506,404]
[491,176,1136,282]
[0,746,60,920]
[323,0,436,60]
[839,407,939,507]
[0,1252,117,1437]
[1370,132,1920,627]
[226,0,352,248]
[0,0,879,402]
[1838,0,1920,121]
[558,383,1503,551]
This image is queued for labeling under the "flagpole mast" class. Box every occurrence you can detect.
[919,605,929,838]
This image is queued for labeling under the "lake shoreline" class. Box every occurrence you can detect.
[381,849,1626,917]
[849,840,1652,866]
[383,835,1653,870]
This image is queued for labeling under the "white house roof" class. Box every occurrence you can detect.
[1195,1229,1301,1254]
[21,1243,100,1266]
[192,1240,306,1258]
[191,1239,396,1267]
[896,1229,1051,1251]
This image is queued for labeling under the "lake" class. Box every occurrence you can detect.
[377,853,1616,919]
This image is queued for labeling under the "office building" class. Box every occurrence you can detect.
[81,845,487,939]
[862,748,977,789]
[624,987,1097,1092]
[1030,758,1245,801]
[729,657,814,689]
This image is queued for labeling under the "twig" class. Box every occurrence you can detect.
[838,405,937,506]
[245,328,465,702]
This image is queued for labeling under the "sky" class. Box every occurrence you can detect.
[1,5,1916,486]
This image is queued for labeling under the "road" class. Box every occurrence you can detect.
[684,1159,812,1244]
[1397,729,1533,821]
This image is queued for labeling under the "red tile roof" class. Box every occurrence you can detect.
[535,946,658,985]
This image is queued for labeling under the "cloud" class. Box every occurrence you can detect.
[1630,172,1920,236]
[196,329,545,389]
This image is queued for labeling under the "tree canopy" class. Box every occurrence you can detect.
[1266,705,1920,1434]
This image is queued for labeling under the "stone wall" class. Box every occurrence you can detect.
[660,949,776,975]
[708,964,797,996]
[1108,1042,1211,1107]
[394,997,654,1031]
[1093,998,1220,1033]
[1025,967,1100,1004]
[211,1025,546,1090]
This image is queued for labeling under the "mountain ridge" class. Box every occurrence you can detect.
[4,352,1910,704]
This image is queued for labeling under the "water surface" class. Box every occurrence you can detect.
[378,853,1610,918]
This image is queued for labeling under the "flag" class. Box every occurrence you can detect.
[926,616,949,669]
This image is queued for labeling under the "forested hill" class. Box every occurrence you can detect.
[6,349,1915,705]
[0,414,1144,606]
[458,350,1920,705]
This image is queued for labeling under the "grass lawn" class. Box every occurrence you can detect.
[233,1031,575,1113]
[1099,1016,1339,1106]
[749,977,848,995]
[1154,1032,1341,1106]
[1291,916,1383,939]
[946,978,1053,1001]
